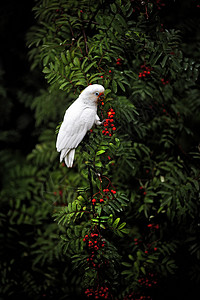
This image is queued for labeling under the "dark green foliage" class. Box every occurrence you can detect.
[1,0,200,299]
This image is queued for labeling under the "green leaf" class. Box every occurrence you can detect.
[161,55,169,68]
[122,262,132,267]
[193,180,199,191]
[113,217,120,228]
[110,3,117,14]
[59,81,69,90]
[74,57,80,67]
[84,61,97,73]
[43,55,49,66]
[118,222,126,230]
[120,228,129,234]
[43,67,50,73]
[112,80,117,93]
[121,270,132,275]
[61,52,67,64]
[115,14,127,28]
[118,81,126,92]
[96,150,106,156]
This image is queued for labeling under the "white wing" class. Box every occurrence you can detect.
[56,98,96,165]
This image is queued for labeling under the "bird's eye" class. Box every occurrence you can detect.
[95,92,99,96]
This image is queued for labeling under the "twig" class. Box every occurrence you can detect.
[88,165,95,215]
[82,26,88,55]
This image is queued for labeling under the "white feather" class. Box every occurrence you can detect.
[56,84,105,167]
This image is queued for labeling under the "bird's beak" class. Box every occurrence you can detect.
[98,92,105,102]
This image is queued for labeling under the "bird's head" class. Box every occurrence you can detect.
[80,84,105,105]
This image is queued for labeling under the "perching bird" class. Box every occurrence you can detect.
[56,84,105,167]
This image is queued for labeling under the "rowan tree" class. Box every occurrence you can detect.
[0,0,200,299]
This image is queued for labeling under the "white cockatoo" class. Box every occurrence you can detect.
[56,84,105,167]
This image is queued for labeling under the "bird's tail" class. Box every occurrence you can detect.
[65,149,75,167]
[60,149,75,168]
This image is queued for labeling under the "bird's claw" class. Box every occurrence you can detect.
[101,119,107,125]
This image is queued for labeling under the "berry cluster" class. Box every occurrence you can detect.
[123,292,152,300]
[102,108,116,136]
[139,186,147,196]
[83,233,107,266]
[134,238,142,246]
[85,286,110,299]
[91,188,116,206]
[147,223,159,230]
[53,189,63,197]
[83,232,106,255]
[98,70,112,87]
[116,57,122,65]
[103,188,117,200]
[161,78,169,85]
[138,272,158,288]
[156,0,165,10]
[83,232,106,254]
[92,198,104,205]
[138,65,152,78]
